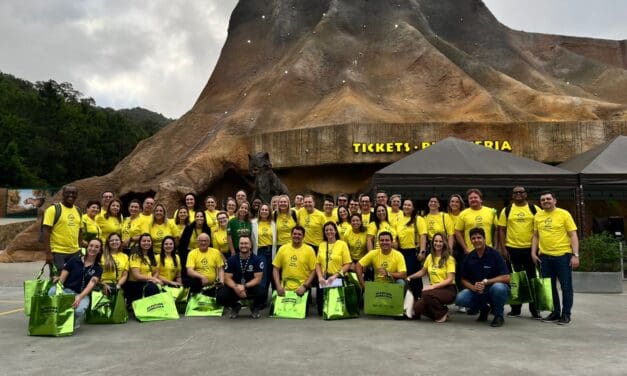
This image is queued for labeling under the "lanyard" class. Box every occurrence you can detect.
[239,256,251,285]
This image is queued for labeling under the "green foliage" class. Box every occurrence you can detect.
[0,72,173,187]
[579,232,622,272]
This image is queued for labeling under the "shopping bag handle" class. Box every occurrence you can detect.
[39,263,59,279]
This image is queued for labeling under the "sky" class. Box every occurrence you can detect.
[0,0,625,119]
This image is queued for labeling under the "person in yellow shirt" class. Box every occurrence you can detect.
[178,211,212,277]
[274,195,297,247]
[252,203,275,289]
[356,232,407,289]
[407,233,456,322]
[96,199,124,243]
[532,191,579,325]
[336,206,351,239]
[204,195,219,231]
[122,199,143,251]
[322,197,338,224]
[447,193,466,304]
[135,197,155,232]
[424,196,455,249]
[367,204,397,251]
[497,186,541,318]
[172,206,190,239]
[186,232,225,294]
[348,198,361,216]
[396,200,427,296]
[297,195,326,251]
[388,194,403,230]
[225,198,237,219]
[99,191,114,216]
[172,193,197,222]
[359,194,373,225]
[143,204,178,255]
[157,236,182,287]
[127,234,162,305]
[100,233,129,295]
[315,222,351,315]
[81,200,101,247]
[332,194,349,218]
[212,211,231,258]
[42,185,83,272]
[454,188,497,252]
[272,226,317,298]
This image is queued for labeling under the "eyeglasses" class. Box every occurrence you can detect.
[512,191,526,194]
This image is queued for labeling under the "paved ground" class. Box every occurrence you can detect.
[1,262,626,376]
[0,217,36,226]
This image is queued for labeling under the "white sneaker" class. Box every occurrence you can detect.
[456,306,467,313]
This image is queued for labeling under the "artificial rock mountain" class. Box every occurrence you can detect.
[3,0,627,260]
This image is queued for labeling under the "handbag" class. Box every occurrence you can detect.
[165,286,191,314]
[27,282,75,337]
[507,264,533,305]
[24,263,54,316]
[185,287,224,317]
[364,281,405,317]
[132,286,179,322]
[86,289,128,324]
[270,290,309,319]
[531,267,554,312]
[322,278,359,320]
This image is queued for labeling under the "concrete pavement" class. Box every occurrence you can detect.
[1,262,626,376]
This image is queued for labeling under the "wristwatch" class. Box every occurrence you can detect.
[482,278,488,285]
[572,253,579,257]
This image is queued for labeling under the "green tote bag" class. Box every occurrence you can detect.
[165,286,191,314]
[322,285,359,320]
[132,286,179,322]
[86,289,128,324]
[185,288,224,317]
[364,281,404,317]
[28,282,75,337]
[270,290,309,319]
[507,265,533,305]
[531,268,554,312]
[23,264,54,316]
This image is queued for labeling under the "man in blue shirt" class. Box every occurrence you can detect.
[456,227,511,327]
[217,236,266,318]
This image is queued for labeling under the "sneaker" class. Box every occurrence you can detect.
[506,310,521,317]
[490,316,504,327]
[229,304,241,319]
[531,312,542,320]
[456,306,467,313]
[251,308,261,319]
[477,309,488,322]
[558,314,571,325]
[542,312,560,322]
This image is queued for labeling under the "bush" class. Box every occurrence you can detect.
[579,232,622,272]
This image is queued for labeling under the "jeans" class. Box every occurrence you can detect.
[455,282,510,318]
[48,286,89,329]
[508,247,538,315]
[400,249,422,297]
[257,246,273,290]
[540,254,573,316]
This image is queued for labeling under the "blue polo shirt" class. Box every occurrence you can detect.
[225,254,263,283]
[63,256,103,294]
[460,246,509,284]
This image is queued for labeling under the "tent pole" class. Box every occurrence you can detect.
[575,178,585,238]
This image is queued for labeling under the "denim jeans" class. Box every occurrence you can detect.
[540,254,573,316]
[48,286,89,329]
[455,282,510,318]
[399,249,422,297]
[257,246,273,290]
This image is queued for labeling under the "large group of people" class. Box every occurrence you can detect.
[41,184,579,329]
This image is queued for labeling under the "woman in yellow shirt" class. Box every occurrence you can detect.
[367,204,397,251]
[396,199,426,296]
[204,195,219,231]
[315,222,351,315]
[157,236,182,287]
[147,204,177,255]
[407,233,456,322]
[447,194,466,298]
[97,199,123,243]
[274,195,296,247]
[122,199,142,251]
[345,214,368,267]
[173,206,190,239]
[126,234,162,305]
[336,206,351,240]
[225,198,237,219]
[100,232,129,295]
[178,211,212,277]
[81,200,101,247]
[424,196,455,249]
[211,211,231,259]
[253,203,275,289]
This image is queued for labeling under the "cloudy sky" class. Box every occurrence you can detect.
[1,0,625,119]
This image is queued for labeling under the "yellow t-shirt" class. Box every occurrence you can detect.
[337,222,351,240]
[323,212,338,225]
[498,204,540,248]
[297,208,326,246]
[387,209,404,230]
[172,208,195,223]
[343,229,368,261]
[424,254,456,285]
[455,206,497,249]
[424,212,455,240]
[534,208,577,256]
[186,248,224,282]
[43,204,81,254]
[396,215,427,250]
[272,243,317,290]
[212,228,230,254]
[129,253,157,282]
[146,220,178,255]
[156,254,182,282]
[257,220,273,247]
[135,213,154,232]
[361,212,372,226]
[96,213,123,242]
[121,216,143,246]
[367,221,397,250]
[204,210,218,231]
[101,252,129,283]
[317,240,351,275]
[80,214,101,242]
[275,212,297,245]
[358,249,407,283]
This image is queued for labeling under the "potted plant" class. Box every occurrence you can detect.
[573,232,623,293]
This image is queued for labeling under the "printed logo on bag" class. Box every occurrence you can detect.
[42,307,58,314]
[283,297,297,304]
[147,303,165,312]
[375,292,393,300]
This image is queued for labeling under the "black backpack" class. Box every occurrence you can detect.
[504,203,537,220]
[38,203,83,242]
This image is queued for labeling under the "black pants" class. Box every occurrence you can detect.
[123,281,160,304]
[216,285,267,309]
[51,251,82,276]
[507,247,538,315]
[452,244,466,293]
[400,248,423,298]
[184,276,217,294]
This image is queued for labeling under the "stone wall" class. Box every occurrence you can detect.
[0,221,35,254]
